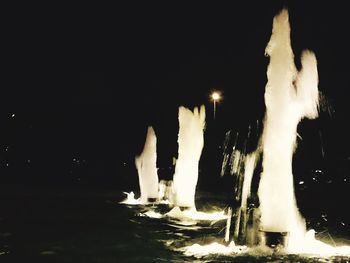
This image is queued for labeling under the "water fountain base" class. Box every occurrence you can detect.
[147,198,157,203]
[260,231,289,248]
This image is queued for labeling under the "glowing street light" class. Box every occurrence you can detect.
[211,91,221,119]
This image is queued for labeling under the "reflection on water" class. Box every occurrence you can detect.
[0,187,349,262]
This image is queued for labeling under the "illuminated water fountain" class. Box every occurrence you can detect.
[172,105,206,209]
[118,10,349,258]
[121,107,227,221]
[258,7,319,248]
[165,105,228,221]
[220,8,321,249]
[180,8,350,259]
[120,126,159,204]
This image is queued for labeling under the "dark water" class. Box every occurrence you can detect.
[0,185,349,262]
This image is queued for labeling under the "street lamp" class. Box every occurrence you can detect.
[211,91,221,119]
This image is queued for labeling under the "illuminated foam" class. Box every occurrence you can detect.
[258,8,319,235]
[256,9,350,256]
[140,205,227,222]
[180,241,247,258]
[178,239,350,259]
[172,106,206,208]
[177,236,350,259]
[286,230,350,256]
[141,210,163,219]
[135,126,159,203]
[119,192,142,205]
[165,206,228,221]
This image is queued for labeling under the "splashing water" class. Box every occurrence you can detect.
[164,206,228,222]
[119,9,350,260]
[178,8,350,259]
[135,126,159,203]
[119,191,142,205]
[180,241,247,258]
[172,105,206,209]
[119,191,171,205]
[250,8,350,255]
[258,8,318,246]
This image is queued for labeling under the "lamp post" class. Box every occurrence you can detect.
[211,91,221,120]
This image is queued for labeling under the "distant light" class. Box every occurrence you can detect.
[210,91,222,119]
[211,92,221,101]
[299,181,304,185]
[11,114,15,118]
[27,160,31,163]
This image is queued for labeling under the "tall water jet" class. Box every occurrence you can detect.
[135,126,159,203]
[258,8,319,247]
[172,105,206,209]
[179,8,350,258]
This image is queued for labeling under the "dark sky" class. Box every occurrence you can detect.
[2,1,350,186]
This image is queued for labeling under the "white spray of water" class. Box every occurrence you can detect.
[180,241,247,258]
[158,179,173,204]
[229,149,260,243]
[135,126,159,203]
[177,8,350,258]
[119,191,142,205]
[225,207,233,243]
[178,238,350,259]
[172,105,206,208]
[231,149,242,175]
[258,9,319,238]
[165,206,228,221]
[241,152,258,210]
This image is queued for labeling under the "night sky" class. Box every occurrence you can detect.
[3,1,350,190]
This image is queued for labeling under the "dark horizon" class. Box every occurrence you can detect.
[2,1,349,189]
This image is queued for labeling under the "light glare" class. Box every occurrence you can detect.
[211,92,221,101]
